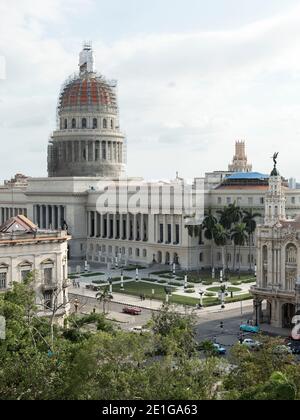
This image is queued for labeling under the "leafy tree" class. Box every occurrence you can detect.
[151,305,197,357]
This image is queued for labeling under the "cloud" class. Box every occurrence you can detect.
[1,1,300,181]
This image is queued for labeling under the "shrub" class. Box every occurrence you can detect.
[185,289,196,294]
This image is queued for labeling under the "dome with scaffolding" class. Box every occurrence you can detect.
[58,73,118,114]
[48,43,126,178]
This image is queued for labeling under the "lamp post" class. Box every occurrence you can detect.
[220,284,226,309]
[135,267,139,282]
[199,290,204,309]
[220,269,223,283]
[212,267,215,280]
[173,262,176,276]
[120,268,124,290]
[184,272,188,289]
[109,278,113,295]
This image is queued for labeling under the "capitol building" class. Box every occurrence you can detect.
[1,44,300,287]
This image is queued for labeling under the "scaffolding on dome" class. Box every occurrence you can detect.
[56,71,119,128]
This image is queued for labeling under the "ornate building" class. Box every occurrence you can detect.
[251,158,300,328]
[48,43,126,178]
[1,45,300,275]
[0,215,70,322]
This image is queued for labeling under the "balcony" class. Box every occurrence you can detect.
[42,281,57,292]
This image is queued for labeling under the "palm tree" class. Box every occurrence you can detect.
[201,209,218,269]
[96,286,113,314]
[231,223,248,279]
[214,223,229,272]
[243,210,261,273]
[217,202,243,230]
[218,203,243,271]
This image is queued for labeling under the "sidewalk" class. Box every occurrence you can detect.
[69,286,253,316]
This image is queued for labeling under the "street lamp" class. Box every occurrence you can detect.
[173,262,176,276]
[212,267,215,280]
[199,290,204,309]
[184,272,188,289]
[135,266,139,282]
[109,278,113,294]
[120,268,124,290]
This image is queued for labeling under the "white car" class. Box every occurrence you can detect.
[130,326,150,334]
[242,338,262,350]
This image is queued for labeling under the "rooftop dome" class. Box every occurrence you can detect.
[57,43,117,114]
[58,74,117,114]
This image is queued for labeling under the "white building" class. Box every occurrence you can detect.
[0,215,70,321]
[1,45,300,272]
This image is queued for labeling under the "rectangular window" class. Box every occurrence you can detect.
[44,291,53,310]
[291,197,296,205]
[21,270,31,282]
[0,272,7,289]
[167,224,171,243]
[217,197,222,205]
[226,197,232,204]
[175,224,180,244]
[260,197,264,204]
[159,224,164,243]
[248,197,253,206]
[44,268,53,285]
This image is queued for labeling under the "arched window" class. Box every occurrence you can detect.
[103,119,107,129]
[286,244,297,264]
[93,118,97,129]
[72,118,76,129]
[64,119,68,129]
[199,253,203,262]
[82,118,87,129]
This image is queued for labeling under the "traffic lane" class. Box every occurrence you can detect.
[69,293,153,330]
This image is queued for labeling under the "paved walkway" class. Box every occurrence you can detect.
[69,285,253,316]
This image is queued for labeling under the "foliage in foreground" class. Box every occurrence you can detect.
[0,282,300,400]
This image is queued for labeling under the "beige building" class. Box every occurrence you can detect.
[251,160,300,328]
[1,45,300,273]
[0,215,70,320]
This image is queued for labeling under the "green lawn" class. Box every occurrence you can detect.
[206,286,242,293]
[81,272,105,278]
[110,281,251,307]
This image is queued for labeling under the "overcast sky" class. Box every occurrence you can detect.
[1,0,300,182]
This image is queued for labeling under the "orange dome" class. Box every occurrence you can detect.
[58,74,117,113]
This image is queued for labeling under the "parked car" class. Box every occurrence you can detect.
[130,326,150,334]
[239,324,260,333]
[287,341,300,354]
[241,338,262,350]
[213,343,227,355]
[122,307,142,315]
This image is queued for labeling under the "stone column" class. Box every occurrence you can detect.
[57,206,62,229]
[120,214,123,239]
[171,215,174,245]
[87,211,91,237]
[133,214,137,241]
[39,205,43,229]
[126,214,130,240]
[113,214,117,239]
[101,214,105,238]
[141,213,144,241]
[45,206,49,229]
[94,211,98,238]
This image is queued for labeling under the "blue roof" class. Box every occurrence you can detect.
[226,172,269,180]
